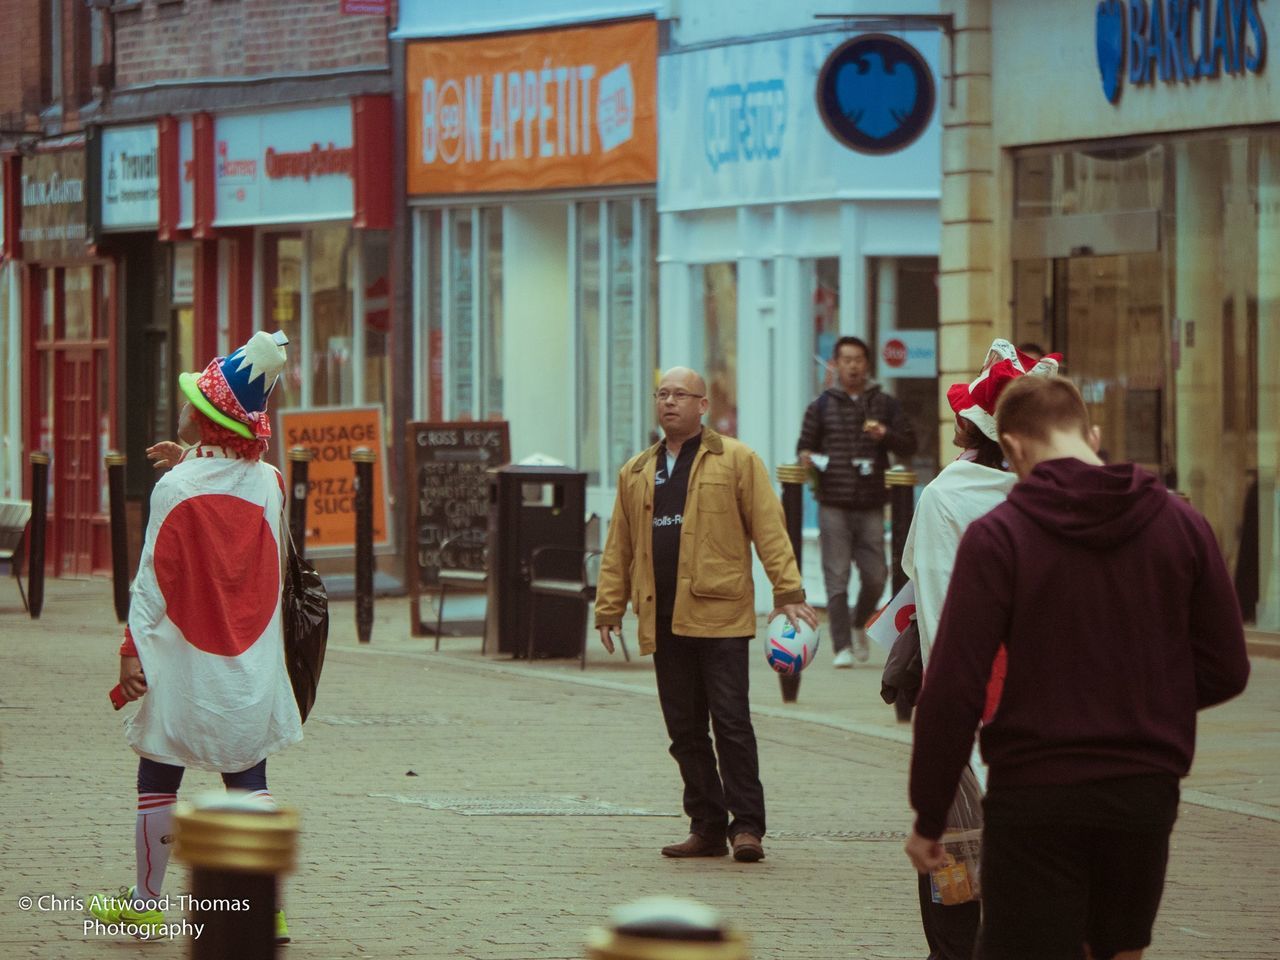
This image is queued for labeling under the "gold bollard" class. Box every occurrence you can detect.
[586,898,749,960]
[174,794,299,959]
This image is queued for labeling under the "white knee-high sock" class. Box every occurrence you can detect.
[241,790,283,913]
[135,792,177,909]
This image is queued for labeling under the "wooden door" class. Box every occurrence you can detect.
[57,348,97,577]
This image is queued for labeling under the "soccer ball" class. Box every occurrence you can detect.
[764,616,820,675]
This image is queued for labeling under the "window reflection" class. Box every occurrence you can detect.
[696,262,738,438]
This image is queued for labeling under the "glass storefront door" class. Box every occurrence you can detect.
[1015,252,1168,476]
[1013,134,1280,625]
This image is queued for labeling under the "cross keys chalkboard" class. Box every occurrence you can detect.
[405,421,510,599]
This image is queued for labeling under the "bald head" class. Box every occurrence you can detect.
[660,367,707,395]
[655,366,710,443]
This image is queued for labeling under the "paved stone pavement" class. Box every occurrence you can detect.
[1,580,1278,959]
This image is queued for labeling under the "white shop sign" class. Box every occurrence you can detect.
[101,125,160,230]
[878,329,936,379]
[214,104,354,227]
[659,30,941,211]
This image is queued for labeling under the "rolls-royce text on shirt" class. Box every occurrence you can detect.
[651,434,701,621]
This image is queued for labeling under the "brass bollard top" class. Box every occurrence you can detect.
[775,464,809,485]
[174,793,299,876]
[586,898,749,960]
[287,446,314,462]
[351,446,378,464]
[29,451,51,465]
[105,451,128,467]
[884,468,918,487]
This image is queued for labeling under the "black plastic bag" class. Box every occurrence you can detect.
[282,524,328,723]
[880,617,923,706]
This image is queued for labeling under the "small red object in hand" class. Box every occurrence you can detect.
[109,684,128,710]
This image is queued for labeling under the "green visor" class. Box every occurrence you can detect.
[178,370,255,440]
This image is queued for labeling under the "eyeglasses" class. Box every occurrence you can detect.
[653,390,705,403]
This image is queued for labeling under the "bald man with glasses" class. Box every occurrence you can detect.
[595,366,816,863]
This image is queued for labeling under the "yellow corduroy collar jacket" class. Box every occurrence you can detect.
[593,427,805,655]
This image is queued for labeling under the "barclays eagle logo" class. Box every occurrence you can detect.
[816,35,935,156]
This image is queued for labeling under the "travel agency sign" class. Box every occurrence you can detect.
[406,19,658,194]
[1095,0,1267,103]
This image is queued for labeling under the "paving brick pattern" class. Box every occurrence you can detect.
[1,581,1277,959]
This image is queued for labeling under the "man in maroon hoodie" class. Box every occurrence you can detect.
[904,376,1250,960]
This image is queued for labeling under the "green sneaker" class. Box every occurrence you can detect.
[275,909,290,944]
[86,886,165,940]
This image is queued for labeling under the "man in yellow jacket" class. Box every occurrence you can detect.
[595,366,816,863]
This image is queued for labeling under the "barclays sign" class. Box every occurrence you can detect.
[1096,0,1267,104]
[704,79,787,171]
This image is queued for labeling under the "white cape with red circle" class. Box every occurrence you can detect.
[124,446,302,772]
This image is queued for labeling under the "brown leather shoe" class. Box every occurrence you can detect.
[661,833,728,858]
[731,832,765,862]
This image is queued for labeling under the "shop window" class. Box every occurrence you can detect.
[260,226,388,416]
[807,258,840,396]
[41,270,56,342]
[1012,134,1278,626]
[576,203,602,482]
[482,209,503,420]
[419,207,503,422]
[64,267,93,341]
[423,211,444,420]
[693,262,738,438]
[449,210,476,416]
[263,232,304,404]
[310,226,355,407]
[362,230,392,415]
[576,196,659,485]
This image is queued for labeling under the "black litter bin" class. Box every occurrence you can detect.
[484,465,587,658]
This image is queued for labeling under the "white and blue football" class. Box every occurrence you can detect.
[764,617,820,675]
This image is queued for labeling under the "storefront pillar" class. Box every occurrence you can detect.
[1256,142,1280,629]
[1173,140,1227,535]
[938,0,997,466]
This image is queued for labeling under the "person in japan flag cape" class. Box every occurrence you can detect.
[125,445,302,772]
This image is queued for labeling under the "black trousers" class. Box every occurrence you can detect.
[652,618,765,840]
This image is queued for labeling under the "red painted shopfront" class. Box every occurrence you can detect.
[18,144,118,577]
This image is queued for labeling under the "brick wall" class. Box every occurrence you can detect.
[114,0,391,88]
[0,0,49,123]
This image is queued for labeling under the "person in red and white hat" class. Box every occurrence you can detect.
[899,338,1059,960]
[89,331,299,943]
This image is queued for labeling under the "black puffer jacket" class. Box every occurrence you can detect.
[796,384,917,509]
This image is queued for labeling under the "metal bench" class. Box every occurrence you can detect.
[527,544,629,670]
[433,533,489,652]
[0,499,33,612]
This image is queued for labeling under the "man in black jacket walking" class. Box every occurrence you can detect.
[798,336,916,666]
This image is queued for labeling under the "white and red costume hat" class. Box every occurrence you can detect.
[947,339,1062,442]
[178,331,288,440]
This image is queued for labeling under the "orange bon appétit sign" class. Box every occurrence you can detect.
[405,19,657,195]
[279,406,389,553]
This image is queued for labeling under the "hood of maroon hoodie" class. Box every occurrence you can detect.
[1007,457,1169,549]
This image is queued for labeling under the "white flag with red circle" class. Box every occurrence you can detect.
[124,448,301,772]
